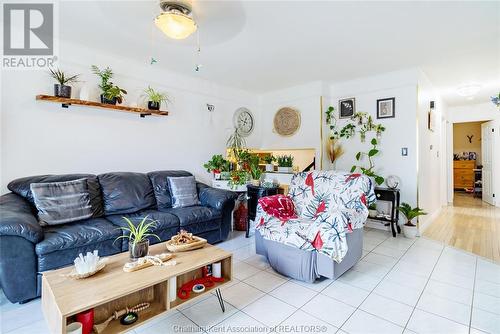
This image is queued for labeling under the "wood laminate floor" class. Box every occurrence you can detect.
[424,192,500,263]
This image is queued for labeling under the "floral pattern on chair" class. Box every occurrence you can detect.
[255,171,375,262]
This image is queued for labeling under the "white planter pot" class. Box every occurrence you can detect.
[265,164,274,172]
[213,172,221,180]
[368,209,378,218]
[277,167,293,173]
[402,225,418,239]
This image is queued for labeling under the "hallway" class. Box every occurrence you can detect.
[424,193,500,262]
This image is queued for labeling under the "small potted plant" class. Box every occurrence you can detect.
[277,155,294,173]
[115,216,160,260]
[91,65,127,105]
[143,86,170,110]
[397,203,427,239]
[203,154,228,180]
[48,67,80,98]
[368,203,378,218]
[263,155,275,172]
[249,155,262,186]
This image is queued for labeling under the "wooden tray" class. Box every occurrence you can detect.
[166,237,207,252]
[123,253,174,272]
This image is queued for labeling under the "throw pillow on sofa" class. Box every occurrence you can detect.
[30,178,93,225]
[167,176,200,208]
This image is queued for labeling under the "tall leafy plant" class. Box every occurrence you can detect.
[226,128,246,160]
[91,65,127,103]
[350,138,384,185]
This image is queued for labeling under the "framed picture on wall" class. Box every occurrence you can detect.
[377,97,395,119]
[339,98,355,119]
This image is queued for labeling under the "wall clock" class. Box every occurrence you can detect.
[274,107,301,136]
[233,107,254,137]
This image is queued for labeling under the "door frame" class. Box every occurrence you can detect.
[447,118,498,206]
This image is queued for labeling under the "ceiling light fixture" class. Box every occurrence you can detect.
[456,83,482,99]
[155,1,197,40]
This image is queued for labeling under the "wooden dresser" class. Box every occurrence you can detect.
[453,160,475,189]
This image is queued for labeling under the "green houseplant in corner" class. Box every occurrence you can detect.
[143,86,170,110]
[91,65,127,105]
[397,203,427,239]
[48,67,80,98]
[115,216,160,260]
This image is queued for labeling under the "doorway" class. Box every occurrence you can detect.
[452,121,487,203]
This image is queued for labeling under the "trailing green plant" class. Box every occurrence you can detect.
[48,67,80,85]
[143,86,170,104]
[91,65,127,103]
[325,106,335,125]
[228,170,250,189]
[203,154,229,173]
[350,138,385,185]
[397,203,427,227]
[226,128,246,160]
[114,216,160,246]
[263,155,275,164]
[277,155,294,167]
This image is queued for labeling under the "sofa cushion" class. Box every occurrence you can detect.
[35,218,122,271]
[147,171,193,210]
[98,172,156,215]
[7,174,104,217]
[31,178,93,225]
[106,210,180,250]
[168,176,200,208]
[161,206,221,235]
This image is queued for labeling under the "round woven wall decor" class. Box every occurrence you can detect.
[273,107,301,136]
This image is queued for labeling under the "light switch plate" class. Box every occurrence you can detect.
[402,147,408,156]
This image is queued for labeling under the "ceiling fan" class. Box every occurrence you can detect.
[155,0,197,40]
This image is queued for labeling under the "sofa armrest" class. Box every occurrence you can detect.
[0,193,43,244]
[197,182,238,210]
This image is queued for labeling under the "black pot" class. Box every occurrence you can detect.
[54,84,72,98]
[148,101,160,110]
[129,240,149,260]
[100,94,117,105]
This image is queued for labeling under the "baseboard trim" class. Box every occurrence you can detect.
[418,207,443,235]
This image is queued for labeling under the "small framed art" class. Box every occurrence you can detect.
[377,97,395,119]
[339,98,355,119]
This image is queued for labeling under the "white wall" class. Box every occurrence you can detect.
[325,70,420,213]
[417,71,447,231]
[258,81,323,167]
[0,41,259,192]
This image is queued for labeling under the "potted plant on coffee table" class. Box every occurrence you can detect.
[397,202,427,239]
[143,86,170,110]
[263,155,275,172]
[91,65,127,105]
[277,155,294,173]
[115,216,160,260]
[49,67,80,98]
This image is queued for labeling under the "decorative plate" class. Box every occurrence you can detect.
[273,107,301,136]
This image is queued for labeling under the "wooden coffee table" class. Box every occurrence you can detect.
[42,243,232,334]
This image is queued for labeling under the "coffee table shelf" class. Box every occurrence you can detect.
[42,243,232,334]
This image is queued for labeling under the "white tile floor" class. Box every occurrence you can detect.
[1,228,500,334]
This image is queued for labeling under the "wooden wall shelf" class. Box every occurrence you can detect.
[36,95,169,118]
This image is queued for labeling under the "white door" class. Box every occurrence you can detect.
[482,121,494,205]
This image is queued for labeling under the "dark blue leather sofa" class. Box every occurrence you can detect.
[0,171,237,303]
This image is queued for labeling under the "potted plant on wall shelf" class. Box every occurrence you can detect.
[48,67,80,98]
[115,216,160,260]
[263,155,275,172]
[277,155,294,173]
[203,154,229,180]
[397,203,427,239]
[91,65,127,105]
[143,86,170,110]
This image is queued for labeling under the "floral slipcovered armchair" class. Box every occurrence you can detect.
[255,171,375,263]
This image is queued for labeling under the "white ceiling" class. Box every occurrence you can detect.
[61,1,500,106]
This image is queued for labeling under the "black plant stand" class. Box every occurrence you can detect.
[370,187,401,237]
